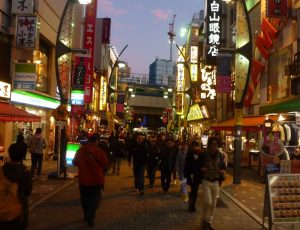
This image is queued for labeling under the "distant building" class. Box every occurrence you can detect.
[149,58,175,86]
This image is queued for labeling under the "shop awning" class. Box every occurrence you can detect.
[211,116,267,132]
[259,96,300,115]
[0,102,41,122]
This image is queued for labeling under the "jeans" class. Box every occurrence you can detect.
[202,180,219,224]
[112,157,122,174]
[161,170,172,192]
[79,185,103,223]
[133,164,145,191]
[31,153,43,176]
[147,165,156,186]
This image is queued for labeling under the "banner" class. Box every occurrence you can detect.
[102,18,111,44]
[267,0,288,18]
[83,0,97,103]
[216,53,232,93]
[72,57,86,90]
[16,16,36,48]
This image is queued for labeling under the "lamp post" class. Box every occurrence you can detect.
[107,44,128,133]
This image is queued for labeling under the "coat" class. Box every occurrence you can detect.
[184,151,203,185]
[73,143,109,186]
[159,145,177,173]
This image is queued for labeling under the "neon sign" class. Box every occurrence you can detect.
[200,67,216,100]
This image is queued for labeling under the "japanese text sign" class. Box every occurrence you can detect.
[200,67,216,100]
[16,16,36,48]
[12,0,34,15]
[177,63,185,92]
[99,76,107,111]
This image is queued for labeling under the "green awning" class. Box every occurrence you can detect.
[259,96,300,115]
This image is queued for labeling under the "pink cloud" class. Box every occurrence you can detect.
[152,8,172,21]
[100,0,127,16]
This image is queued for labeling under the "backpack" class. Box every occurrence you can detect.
[29,137,41,154]
[0,166,22,221]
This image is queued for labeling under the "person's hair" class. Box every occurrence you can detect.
[8,143,24,162]
[89,134,99,143]
[207,137,219,148]
[16,134,25,143]
[36,128,42,134]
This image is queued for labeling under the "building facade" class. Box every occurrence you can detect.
[149,58,175,86]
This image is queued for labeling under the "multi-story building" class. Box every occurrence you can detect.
[0,0,85,159]
[149,58,175,86]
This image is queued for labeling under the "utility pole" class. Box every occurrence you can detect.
[168,15,176,61]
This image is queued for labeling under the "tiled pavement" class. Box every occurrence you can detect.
[28,161,263,230]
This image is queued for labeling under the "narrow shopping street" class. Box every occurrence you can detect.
[28,161,262,230]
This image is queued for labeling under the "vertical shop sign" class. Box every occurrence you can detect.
[16,16,36,48]
[175,93,184,114]
[190,64,198,82]
[12,0,34,15]
[0,81,11,98]
[99,76,107,111]
[267,0,288,18]
[206,0,221,65]
[83,0,97,103]
[216,53,232,93]
[14,63,36,90]
[200,67,216,100]
[177,63,185,91]
[72,57,86,90]
[102,18,111,44]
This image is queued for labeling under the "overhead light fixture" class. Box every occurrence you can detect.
[167,88,173,92]
[78,0,92,4]
[128,87,133,92]
[131,93,135,97]
[163,95,168,99]
[117,61,126,69]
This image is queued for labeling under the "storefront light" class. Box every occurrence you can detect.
[78,0,92,4]
[50,116,55,123]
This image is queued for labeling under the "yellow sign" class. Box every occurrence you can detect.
[177,46,185,62]
[99,76,107,111]
[187,104,203,121]
[190,46,198,63]
[175,93,184,114]
[52,104,69,121]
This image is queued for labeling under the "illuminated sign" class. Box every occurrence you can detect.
[99,77,107,111]
[11,90,60,109]
[66,143,80,166]
[200,67,216,100]
[0,81,11,99]
[190,63,198,82]
[177,63,185,92]
[206,0,221,65]
[177,46,185,62]
[190,46,198,63]
[14,63,36,90]
[71,90,84,105]
[187,104,203,121]
[175,93,184,114]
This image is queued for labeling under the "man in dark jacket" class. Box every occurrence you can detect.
[184,141,203,212]
[127,133,148,195]
[159,137,177,194]
[200,137,226,230]
[146,134,160,188]
[110,134,125,175]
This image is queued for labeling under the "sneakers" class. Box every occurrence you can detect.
[181,194,188,202]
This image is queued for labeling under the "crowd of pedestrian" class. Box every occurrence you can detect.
[0,126,227,230]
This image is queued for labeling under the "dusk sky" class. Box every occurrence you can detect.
[97,0,205,74]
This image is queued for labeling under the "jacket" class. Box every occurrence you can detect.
[29,134,46,154]
[1,163,32,228]
[127,141,148,165]
[73,143,109,186]
[159,145,177,173]
[184,151,203,185]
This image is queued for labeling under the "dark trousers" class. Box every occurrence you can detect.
[161,170,172,192]
[189,182,200,209]
[133,164,145,191]
[79,185,103,223]
[147,164,156,186]
[31,153,43,176]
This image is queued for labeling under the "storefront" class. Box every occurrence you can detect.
[10,90,63,159]
[0,101,41,164]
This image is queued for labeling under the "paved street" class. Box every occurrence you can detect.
[28,161,263,230]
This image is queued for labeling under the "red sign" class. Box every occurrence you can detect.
[83,0,97,103]
[216,76,231,93]
[267,0,288,18]
[102,18,111,44]
[71,105,85,115]
[244,18,280,106]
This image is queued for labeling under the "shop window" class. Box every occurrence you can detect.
[33,39,50,93]
[291,77,300,95]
